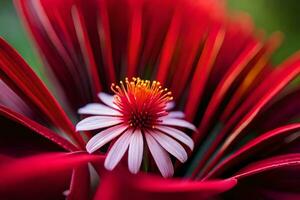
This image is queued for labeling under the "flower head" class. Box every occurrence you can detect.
[0,0,300,199]
[76,77,195,177]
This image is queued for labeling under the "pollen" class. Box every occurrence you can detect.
[111,77,173,129]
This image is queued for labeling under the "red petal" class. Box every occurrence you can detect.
[94,169,236,200]
[204,123,300,179]
[127,0,142,78]
[206,52,300,172]
[185,25,225,120]
[71,6,102,96]
[194,40,262,144]
[16,0,96,109]
[192,52,300,178]
[233,153,300,179]
[0,38,85,148]
[0,105,78,152]
[97,0,116,83]
[67,164,91,200]
[0,152,104,191]
[156,10,181,85]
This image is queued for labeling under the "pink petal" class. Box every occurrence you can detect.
[165,101,175,110]
[104,129,132,170]
[86,124,127,153]
[145,133,174,178]
[156,125,194,150]
[150,131,188,163]
[160,118,196,131]
[167,111,185,118]
[76,116,122,131]
[78,103,122,116]
[98,92,118,109]
[128,129,144,174]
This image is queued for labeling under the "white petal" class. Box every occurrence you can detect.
[160,118,196,131]
[128,129,143,174]
[165,101,175,110]
[86,124,128,153]
[149,131,188,163]
[78,103,121,116]
[76,116,122,131]
[166,111,185,118]
[98,92,118,109]
[145,133,174,178]
[156,126,194,150]
[104,129,132,170]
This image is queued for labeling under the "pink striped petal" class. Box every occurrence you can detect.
[78,103,122,116]
[156,126,194,150]
[167,111,185,118]
[149,131,188,163]
[160,118,196,131]
[86,124,127,153]
[128,129,144,174]
[98,92,118,109]
[104,130,132,170]
[76,116,122,131]
[145,133,174,178]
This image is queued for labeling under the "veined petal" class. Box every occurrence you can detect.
[145,133,174,178]
[98,92,118,109]
[156,125,194,150]
[160,118,196,131]
[104,129,132,170]
[78,103,122,116]
[76,116,122,131]
[86,124,128,153]
[128,129,144,174]
[149,131,188,163]
[167,111,185,118]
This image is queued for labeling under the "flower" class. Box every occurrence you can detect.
[76,78,195,176]
[0,0,300,199]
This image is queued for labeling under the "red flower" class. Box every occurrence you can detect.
[0,0,300,199]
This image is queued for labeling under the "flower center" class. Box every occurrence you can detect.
[111,77,173,129]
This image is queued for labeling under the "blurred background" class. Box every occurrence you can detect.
[1,0,300,75]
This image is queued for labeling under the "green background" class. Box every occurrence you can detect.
[1,0,300,76]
